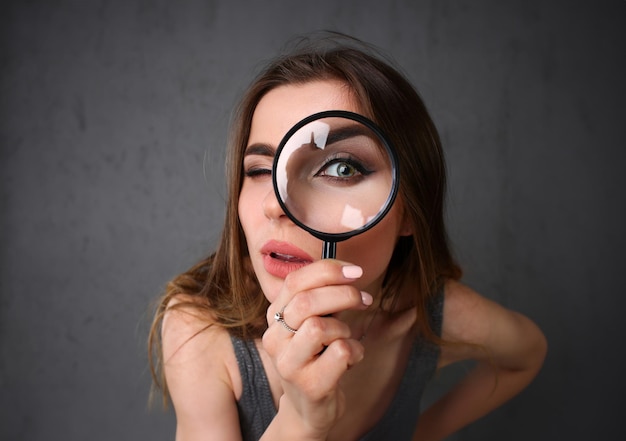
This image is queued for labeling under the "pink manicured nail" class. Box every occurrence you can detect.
[342,265,363,279]
[361,291,373,306]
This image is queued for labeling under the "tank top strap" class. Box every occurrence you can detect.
[230,335,276,441]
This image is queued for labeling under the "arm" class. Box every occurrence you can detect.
[413,281,548,440]
[161,299,243,441]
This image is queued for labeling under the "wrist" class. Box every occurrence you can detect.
[266,395,330,441]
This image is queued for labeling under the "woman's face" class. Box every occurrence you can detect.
[238,80,408,303]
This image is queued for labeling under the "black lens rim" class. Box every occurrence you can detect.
[272,110,400,243]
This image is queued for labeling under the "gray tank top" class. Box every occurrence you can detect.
[230,293,443,441]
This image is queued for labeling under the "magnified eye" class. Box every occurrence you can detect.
[325,161,357,177]
[316,157,372,182]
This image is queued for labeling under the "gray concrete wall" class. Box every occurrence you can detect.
[1,0,624,439]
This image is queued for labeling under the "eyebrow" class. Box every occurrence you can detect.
[243,124,375,158]
[243,143,276,158]
[325,124,376,147]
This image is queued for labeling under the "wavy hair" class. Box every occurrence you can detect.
[148,32,461,403]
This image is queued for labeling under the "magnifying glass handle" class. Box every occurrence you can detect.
[320,240,337,354]
[322,241,337,259]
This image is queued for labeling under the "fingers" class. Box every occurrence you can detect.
[266,259,372,327]
[317,337,365,377]
[264,310,352,361]
[263,259,371,376]
[283,260,363,295]
[279,285,372,331]
[261,259,370,432]
[270,319,365,395]
[286,315,352,366]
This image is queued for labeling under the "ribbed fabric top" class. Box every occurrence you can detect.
[230,292,443,441]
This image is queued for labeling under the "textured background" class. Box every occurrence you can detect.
[1,0,625,440]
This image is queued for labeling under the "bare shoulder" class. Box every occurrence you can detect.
[162,294,243,440]
[439,280,547,369]
[438,280,495,350]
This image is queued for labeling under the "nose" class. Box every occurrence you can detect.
[262,187,286,221]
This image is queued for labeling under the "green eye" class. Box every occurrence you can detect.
[315,157,373,185]
[324,161,358,178]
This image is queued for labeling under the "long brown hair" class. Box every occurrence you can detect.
[148,32,461,402]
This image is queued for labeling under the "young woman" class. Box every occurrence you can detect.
[149,34,547,441]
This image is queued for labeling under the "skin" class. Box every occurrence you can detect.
[161,80,548,441]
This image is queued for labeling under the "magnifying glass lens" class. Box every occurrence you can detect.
[274,112,398,245]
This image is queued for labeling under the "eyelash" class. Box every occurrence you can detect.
[244,167,272,178]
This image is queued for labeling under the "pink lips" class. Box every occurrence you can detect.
[261,240,314,279]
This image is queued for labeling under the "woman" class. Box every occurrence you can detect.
[149,34,547,440]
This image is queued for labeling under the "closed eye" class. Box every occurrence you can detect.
[244,167,272,178]
[243,143,275,179]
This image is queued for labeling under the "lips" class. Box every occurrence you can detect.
[261,240,314,278]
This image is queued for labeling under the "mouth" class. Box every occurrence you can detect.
[261,241,314,278]
[269,252,309,263]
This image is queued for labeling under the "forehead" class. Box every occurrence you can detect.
[249,80,361,147]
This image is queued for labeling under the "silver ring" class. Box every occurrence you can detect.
[274,305,298,334]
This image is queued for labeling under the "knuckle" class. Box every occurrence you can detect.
[339,285,361,305]
[282,271,300,293]
[289,292,312,318]
[331,339,352,361]
[300,316,326,341]
[320,259,342,278]
[354,342,365,363]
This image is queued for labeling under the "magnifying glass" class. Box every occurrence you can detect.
[272,110,400,259]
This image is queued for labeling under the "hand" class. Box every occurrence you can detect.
[262,259,373,438]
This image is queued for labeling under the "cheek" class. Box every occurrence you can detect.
[336,215,402,288]
[237,200,248,240]
[342,197,408,285]
[238,184,257,233]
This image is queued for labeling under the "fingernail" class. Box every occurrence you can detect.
[342,265,363,279]
[361,291,373,306]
